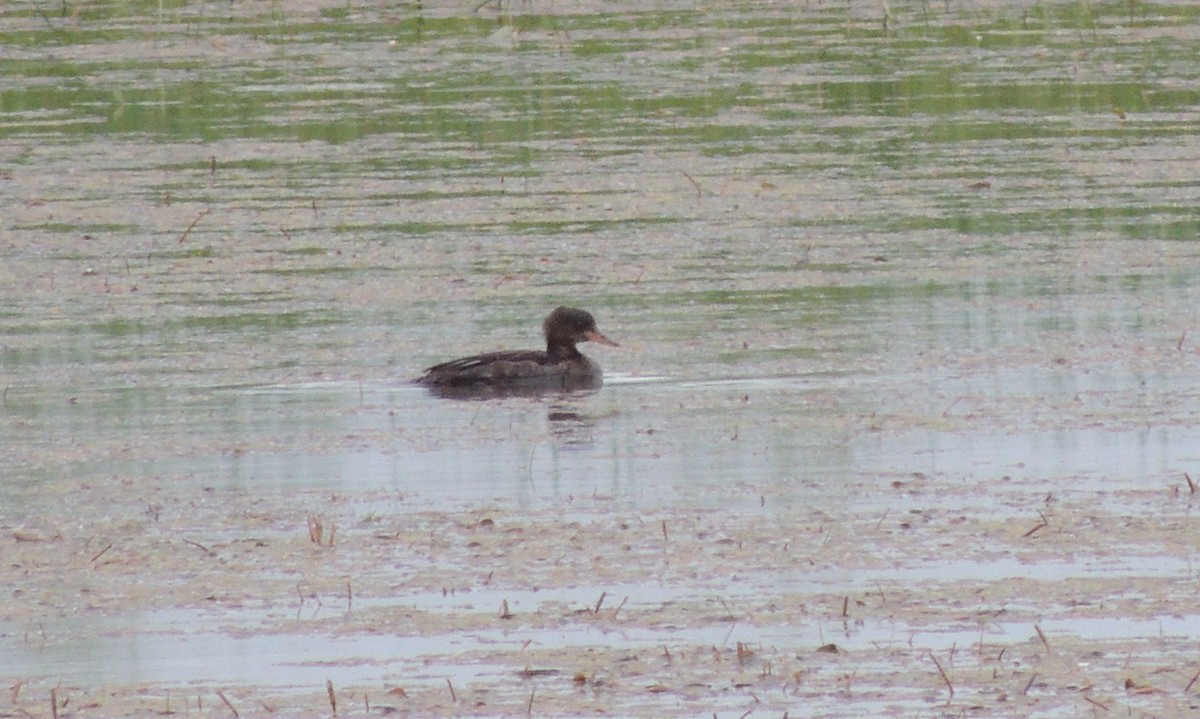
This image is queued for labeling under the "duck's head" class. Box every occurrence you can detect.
[543,306,619,355]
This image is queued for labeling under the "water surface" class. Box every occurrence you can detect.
[3,1,1200,717]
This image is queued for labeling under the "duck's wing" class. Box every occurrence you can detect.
[415,350,552,385]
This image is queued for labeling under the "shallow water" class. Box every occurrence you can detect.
[3,1,1200,717]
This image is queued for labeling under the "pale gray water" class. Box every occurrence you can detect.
[3,1,1200,716]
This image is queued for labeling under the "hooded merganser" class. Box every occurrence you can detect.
[415,306,618,395]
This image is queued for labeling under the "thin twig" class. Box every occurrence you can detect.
[90,543,113,564]
[1023,516,1047,537]
[217,690,239,718]
[929,651,954,697]
[1034,624,1050,650]
[1184,668,1200,693]
[178,208,211,243]
[183,538,210,554]
[612,596,628,619]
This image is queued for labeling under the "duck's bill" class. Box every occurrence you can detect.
[585,330,619,347]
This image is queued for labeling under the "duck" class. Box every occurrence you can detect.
[415,306,618,396]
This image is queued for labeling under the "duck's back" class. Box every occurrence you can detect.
[416,350,602,388]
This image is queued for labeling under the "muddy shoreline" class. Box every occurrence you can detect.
[6,453,1199,717]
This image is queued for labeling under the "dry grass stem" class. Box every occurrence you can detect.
[217,690,239,718]
[89,542,113,564]
[928,651,954,697]
[612,596,628,619]
[1185,668,1200,693]
[178,208,211,243]
[1035,624,1051,651]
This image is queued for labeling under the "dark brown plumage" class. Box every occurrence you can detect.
[415,307,618,395]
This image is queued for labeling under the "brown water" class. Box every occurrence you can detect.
[3,1,1200,717]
